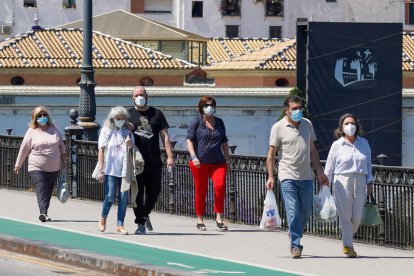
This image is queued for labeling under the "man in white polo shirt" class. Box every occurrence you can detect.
[265,95,329,258]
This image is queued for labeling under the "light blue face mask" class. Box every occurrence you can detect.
[37,117,49,125]
[290,109,302,122]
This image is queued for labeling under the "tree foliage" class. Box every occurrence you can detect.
[278,87,311,121]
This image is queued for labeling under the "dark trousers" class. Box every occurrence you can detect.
[133,163,162,225]
[29,170,60,215]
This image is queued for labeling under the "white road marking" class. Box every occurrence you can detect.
[167,262,194,268]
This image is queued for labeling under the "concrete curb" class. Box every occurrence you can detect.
[0,234,193,276]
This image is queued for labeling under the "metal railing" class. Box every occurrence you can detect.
[0,134,413,249]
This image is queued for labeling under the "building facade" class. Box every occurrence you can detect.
[1,0,412,41]
[0,0,130,40]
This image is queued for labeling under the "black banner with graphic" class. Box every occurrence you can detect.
[300,22,402,165]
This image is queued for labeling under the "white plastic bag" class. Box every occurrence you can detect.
[92,162,104,183]
[260,190,282,229]
[56,173,70,203]
[313,186,337,222]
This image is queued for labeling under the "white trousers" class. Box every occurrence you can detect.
[333,174,367,247]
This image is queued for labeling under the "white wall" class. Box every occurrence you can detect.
[142,0,403,39]
[0,0,408,41]
[283,0,401,38]
[0,0,130,40]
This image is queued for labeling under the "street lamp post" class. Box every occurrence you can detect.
[78,0,99,140]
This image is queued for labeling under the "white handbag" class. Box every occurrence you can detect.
[91,163,104,183]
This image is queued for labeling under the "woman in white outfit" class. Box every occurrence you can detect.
[96,106,134,235]
[324,113,373,258]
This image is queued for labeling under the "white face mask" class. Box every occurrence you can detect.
[114,119,125,128]
[203,106,215,116]
[343,123,356,137]
[135,96,146,107]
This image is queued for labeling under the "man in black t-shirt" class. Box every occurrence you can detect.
[128,86,175,235]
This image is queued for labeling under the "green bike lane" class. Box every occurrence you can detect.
[0,218,302,275]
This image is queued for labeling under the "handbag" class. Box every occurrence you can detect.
[92,162,104,183]
[361,195,384,226]
[56,172,70,203]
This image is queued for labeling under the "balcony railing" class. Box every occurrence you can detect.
[220,0,241,16]
[1,134,413,249]
[266,0,283,17]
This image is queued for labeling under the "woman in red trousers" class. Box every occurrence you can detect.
[187,96,231,231]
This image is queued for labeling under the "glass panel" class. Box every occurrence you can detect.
[269,26,282,38]
[192,1,203,17]
[220,0,241,16]
[160,41,186,60]
[226,25,239,38]
[24,0,37,8]
[144,0,173,13]
[409,3,414,25]
[63,0,76,8]
[136,41,160,51]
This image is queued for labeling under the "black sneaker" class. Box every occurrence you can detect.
[216,220,228,231]
[144,216,153,231]
[39,214,46,222]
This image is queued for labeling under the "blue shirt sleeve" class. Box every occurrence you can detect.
[187,117,200,141]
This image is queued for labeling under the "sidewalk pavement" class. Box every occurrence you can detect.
[1,189,413,276]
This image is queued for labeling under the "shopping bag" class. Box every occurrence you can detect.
[361,195,383,226]
[313,186,337,222]
[92,162,104,183]
[56,172,70,203]
[260,190,282,229]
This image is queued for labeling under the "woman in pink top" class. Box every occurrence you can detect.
[14,106,67,222]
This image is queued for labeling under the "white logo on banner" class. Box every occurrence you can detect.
[334,49,377,87]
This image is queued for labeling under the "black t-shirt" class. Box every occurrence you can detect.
[127,106,169,165]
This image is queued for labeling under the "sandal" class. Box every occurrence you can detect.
[196,223,207,231]
[216,220,228,231]
[116,226,128,235]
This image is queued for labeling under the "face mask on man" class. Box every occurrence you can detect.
[37,117,49,125]
[203,106,215,116]
[343,123,356,136]
[135,96,147,107]
[290,109,302,122]
[114,119,125,128]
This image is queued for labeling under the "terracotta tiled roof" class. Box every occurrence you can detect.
[206,38,281,65]
[205,39,296,71]
[402,32,414,71]
[0,28,195,69]
[206,32,414,71]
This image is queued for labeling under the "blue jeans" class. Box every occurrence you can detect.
[281,179,314,249]
[101,175,128,226]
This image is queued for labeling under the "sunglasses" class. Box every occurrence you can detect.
[37,114,48,118]
[203,104,215,108]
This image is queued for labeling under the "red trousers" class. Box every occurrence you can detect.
[189,161,227,216]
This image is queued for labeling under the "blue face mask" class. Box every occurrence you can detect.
[290,109,302,122]
[37,117,49,125]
